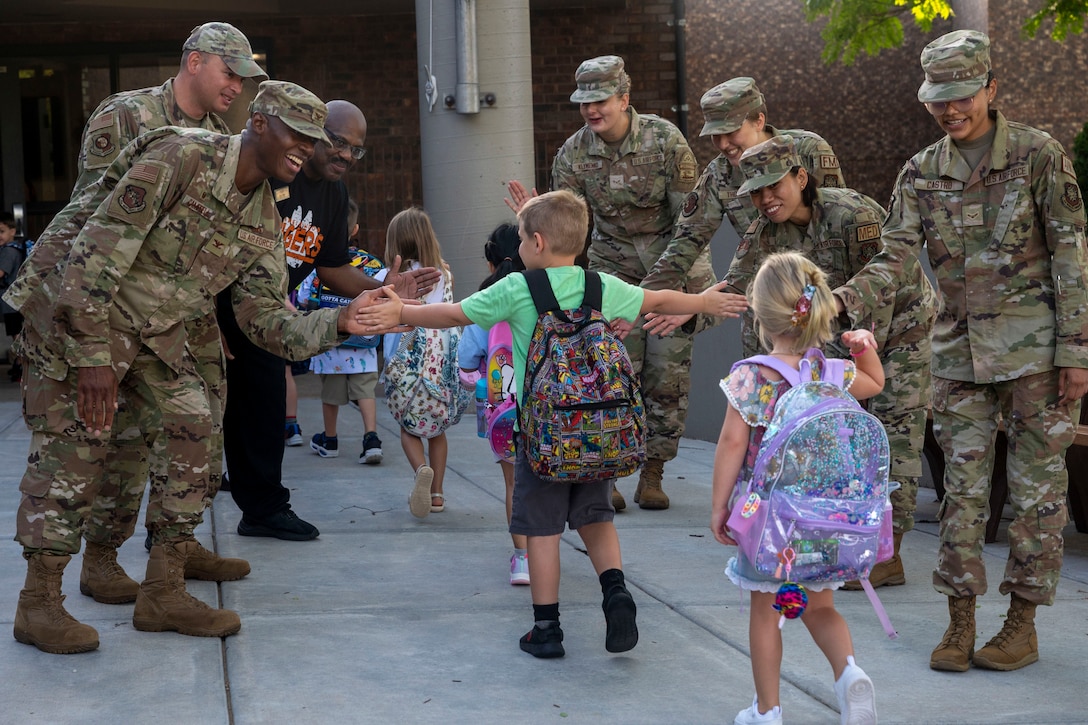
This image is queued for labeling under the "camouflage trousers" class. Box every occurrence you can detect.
[619,319,694,462]
[931,373,1077,605]
[16,348,220,555]
[81,314,226,547]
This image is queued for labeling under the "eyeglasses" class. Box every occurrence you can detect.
[923,91,982,116]
[324,129,367,160]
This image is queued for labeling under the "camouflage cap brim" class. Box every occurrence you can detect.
[737,167,791,196]
[279,116,332,147]
[700,117,744,137]
[223,55,268,81]
[917,76,986,103]
[570,85,620,103]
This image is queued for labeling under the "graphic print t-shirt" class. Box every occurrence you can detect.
[271,175,353,290]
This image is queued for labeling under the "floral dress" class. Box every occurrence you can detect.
[719,353,857,592]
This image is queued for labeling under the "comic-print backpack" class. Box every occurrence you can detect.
[519,269,645,482]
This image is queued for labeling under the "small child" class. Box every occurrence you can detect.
[299,249,386,465]
[457,222,529,585]
[711,252,883,725]
[382,207,463,518]
[358,190,746,658]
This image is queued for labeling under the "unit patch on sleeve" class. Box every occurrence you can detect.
[1061,182,1083,213]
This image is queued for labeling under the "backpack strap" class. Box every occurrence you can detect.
[522,269,560,315]
[522,269,603,319]
[733,355,802,388]
[859,577,899,640]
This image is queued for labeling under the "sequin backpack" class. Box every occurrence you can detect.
[726,349,897,637]
[519,269,645,483]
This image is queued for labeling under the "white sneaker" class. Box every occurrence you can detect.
[734,696,782,725]
[834,656,876,725]
[509,553,530,585]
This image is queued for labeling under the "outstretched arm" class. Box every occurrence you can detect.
[639,280,746,318]
[356,286,470,332]
[841,329,884,399]
[711,405,749,547]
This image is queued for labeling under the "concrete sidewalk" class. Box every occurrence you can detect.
[0,373,1086,724]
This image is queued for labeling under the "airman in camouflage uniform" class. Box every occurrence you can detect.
[727,136,936,589]
[835,31,1088,673]
[7,22,268,601]
[551,55,704,510]
[4,81,371,654]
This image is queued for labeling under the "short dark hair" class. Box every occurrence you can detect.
[0,211,15,229]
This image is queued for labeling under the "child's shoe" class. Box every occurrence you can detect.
[519,622,564,658]
[509,553,530,585]
[734,696,782,725]
[834,656,876,725]
[310,432,339,458]
[360,432,383,464]
[409,465,434,518]
[285,421,303,447]
[602,583,638,653]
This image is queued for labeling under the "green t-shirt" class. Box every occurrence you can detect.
[460,266,645,399]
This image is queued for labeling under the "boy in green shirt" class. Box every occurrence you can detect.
[358,189,746,657]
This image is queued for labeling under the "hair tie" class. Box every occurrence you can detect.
[791,284,816,328]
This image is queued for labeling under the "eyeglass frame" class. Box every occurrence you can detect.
[923,75,994,116]
[324,129,367,160]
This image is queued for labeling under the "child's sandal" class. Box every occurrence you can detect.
[430,493,445,513]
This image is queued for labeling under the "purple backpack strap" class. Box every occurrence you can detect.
[732,355,802,387]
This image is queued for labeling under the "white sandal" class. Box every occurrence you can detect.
[430,493,446,513]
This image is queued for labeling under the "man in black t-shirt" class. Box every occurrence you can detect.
[218,100,439,540]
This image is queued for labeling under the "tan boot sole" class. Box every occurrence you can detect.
[132,617,241,637]
[14,627,99,654]
[974,650,1038,671]
[79,581,138,604]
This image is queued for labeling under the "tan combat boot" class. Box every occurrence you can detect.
[183,539,251,582]
[132,540,241,637]
[930,595,976,672]
[14,553,99,654]
[634,459,669,510]
[611,484,626,512]
[843,532,905,590]
[79,542,140,604]
[974,595,1039,671]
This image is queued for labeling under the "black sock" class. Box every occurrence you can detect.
[533,602,560,628]
[599,568,626,596]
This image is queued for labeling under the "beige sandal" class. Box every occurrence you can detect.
[430,493,445,513]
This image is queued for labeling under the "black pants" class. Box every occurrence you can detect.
[217,292,291,519]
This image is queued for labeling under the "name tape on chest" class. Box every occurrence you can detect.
[238,229,278,251]
[183,195,215,221]
[983,165,1028,186]
[273,187,291,203]
[915,179,964,192]
[573,160,604,173]
[813,238,845,250]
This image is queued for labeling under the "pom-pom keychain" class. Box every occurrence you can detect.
[773,547,808,629]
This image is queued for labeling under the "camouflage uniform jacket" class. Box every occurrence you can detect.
[551,107,700,285]
[835,111,1088,382]
[12,80,232,312]
[725,187,936,357]
[6,127,344,382]
[644,125,845,293]
[74,78,230,195]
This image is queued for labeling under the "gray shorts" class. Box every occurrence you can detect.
[320,371,378,406]
[509,438,615,536]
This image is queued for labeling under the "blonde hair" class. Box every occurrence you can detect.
[517,189,588,257]
[751,252,836,353]
[384,207,447,279]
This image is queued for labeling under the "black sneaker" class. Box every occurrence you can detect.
[360,432,383,465]
[237,508,320,541]
[603,586,638,653]
[144,530,152,552]
[519,622,565,658]
[310,432,339,458]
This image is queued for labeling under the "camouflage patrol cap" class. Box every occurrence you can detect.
[917,30,991,103]
[699,77,765,137]
[570,55,627,103]
[737,135,801,196]
[183,22,268,80]
[249,81,332,146]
